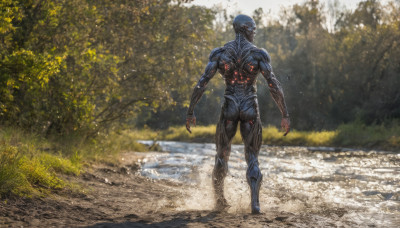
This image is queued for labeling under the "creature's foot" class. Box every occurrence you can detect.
[215,198,230,211]
[249,177,262,214]
[251,203,260,214]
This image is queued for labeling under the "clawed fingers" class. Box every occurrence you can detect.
[186,117,196,134]
[186,124,192,134]
[283,127,290,136]
[281,118,290,136]
[186,120,192,134]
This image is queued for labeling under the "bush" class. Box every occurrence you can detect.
[0,128,81,198]
[0,145,32,197]
[334,120,400,151]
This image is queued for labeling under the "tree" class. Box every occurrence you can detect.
[0,0,217,134]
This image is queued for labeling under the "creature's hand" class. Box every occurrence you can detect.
[281,117,290,136]
[186,115,196,134]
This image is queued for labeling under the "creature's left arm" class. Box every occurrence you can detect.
[186,60,218,118]
[186,48,221,133]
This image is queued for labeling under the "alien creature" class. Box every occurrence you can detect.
[186,14,290,214]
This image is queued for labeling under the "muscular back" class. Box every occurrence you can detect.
[214,37,269,87]
[187,34,287,119]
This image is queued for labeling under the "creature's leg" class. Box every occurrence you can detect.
[213,98,239,210]
[240,99,263,214]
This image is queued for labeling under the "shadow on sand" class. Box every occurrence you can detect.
[89,210,221,228]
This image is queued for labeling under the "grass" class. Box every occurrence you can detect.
[125,125,338,146]
[262,127,338,146]
[0,129,80,197]
[125,120,400,151]
[0,126,154,198]
[333,120,400,151]
[1,120,398,198]
[0,127,99,198]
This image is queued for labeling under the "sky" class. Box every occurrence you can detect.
[185,0,391,21]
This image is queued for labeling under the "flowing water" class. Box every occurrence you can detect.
[137,141,400,227]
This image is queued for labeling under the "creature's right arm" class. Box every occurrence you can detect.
[256,50,289,118]
[256,49,290,136]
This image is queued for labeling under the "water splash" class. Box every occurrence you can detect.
[137,141,400,226]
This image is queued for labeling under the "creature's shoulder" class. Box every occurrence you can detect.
[221,40,238,51]
[209,47,225,61]
[223,40,236,47]
[252,48,271,63]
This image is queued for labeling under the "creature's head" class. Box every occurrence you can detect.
[233,14,256,42]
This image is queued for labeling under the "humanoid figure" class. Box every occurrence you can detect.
[186,14,290,214]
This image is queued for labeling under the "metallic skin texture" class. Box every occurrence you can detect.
[186,14,290,214]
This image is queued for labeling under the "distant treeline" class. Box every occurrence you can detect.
[146,0,400,131]
[1,0,399,136]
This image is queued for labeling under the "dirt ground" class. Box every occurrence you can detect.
[0,152,393,227]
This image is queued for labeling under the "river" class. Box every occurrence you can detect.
[137,141,400,227]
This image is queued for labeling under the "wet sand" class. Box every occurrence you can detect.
[0,160,300,228]
[0,144,399,227]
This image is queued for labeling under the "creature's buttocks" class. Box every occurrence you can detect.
[217,40,260,86]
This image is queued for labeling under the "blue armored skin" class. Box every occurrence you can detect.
[186,14,290,214]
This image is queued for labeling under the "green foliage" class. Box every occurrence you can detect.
[162,125,219,142]
[262,127,337,146]
[0,49,63,129]
[262,0,400,130]
[0,127,81,198]
[124,125,337,146]
[18,156,65,192]
[127,122,400,151]
[137,1,400,132]
[38,153,80,176]
[0,0,399,152]
[333,119,400,151]
[103,132,150,152]
[0,0,215,135]
[0,145,32,197]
